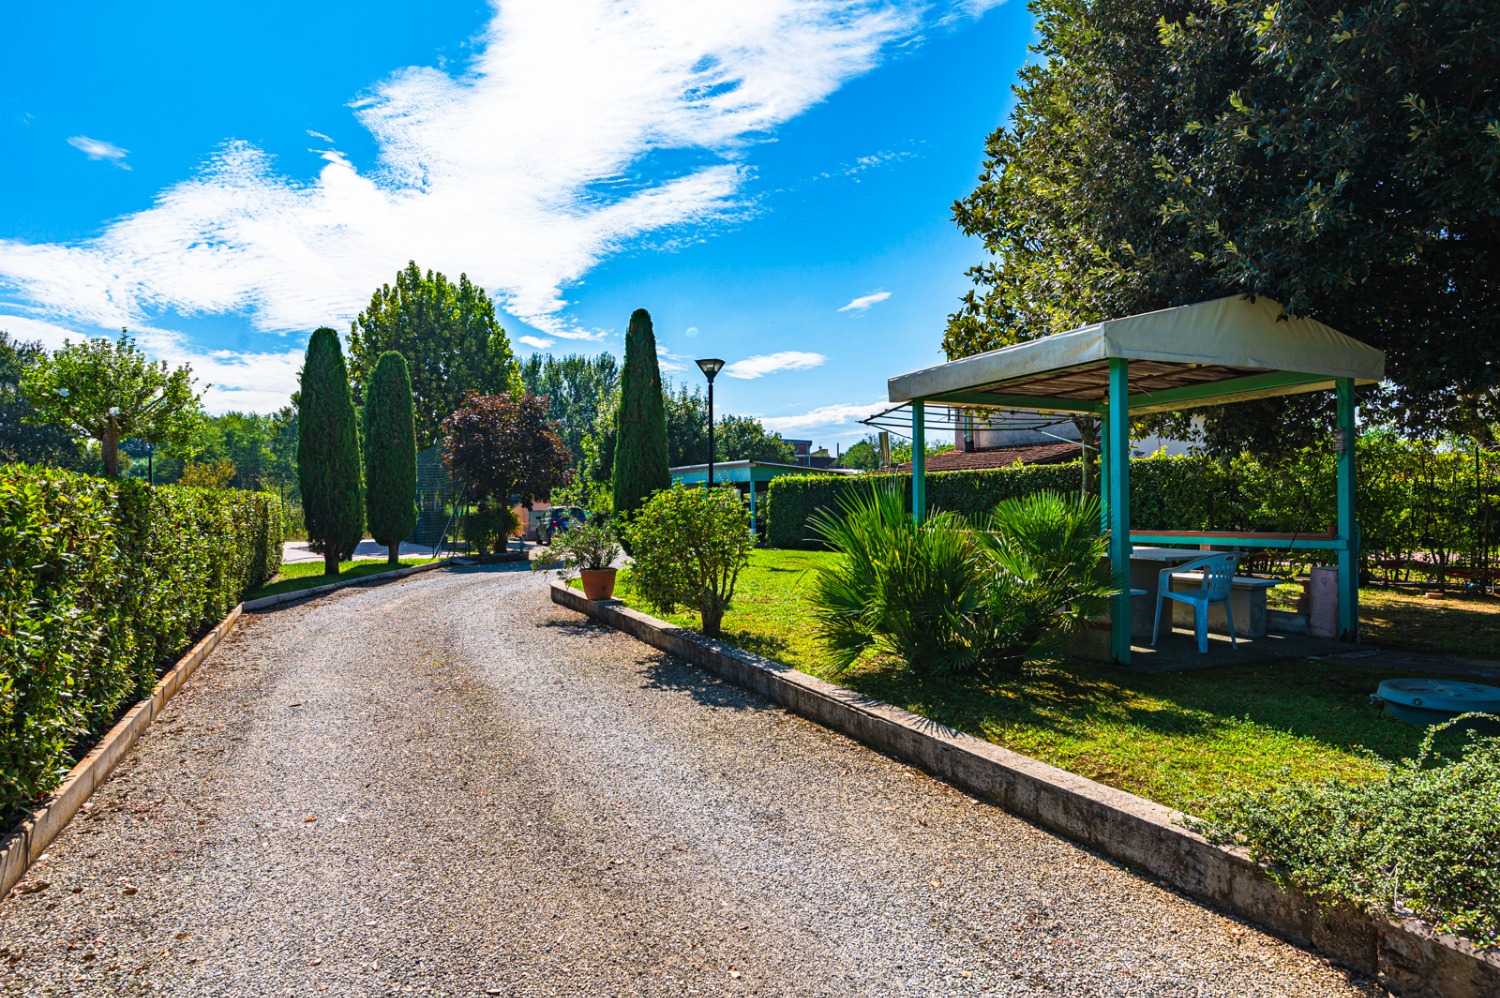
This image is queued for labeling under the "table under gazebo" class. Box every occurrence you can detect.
[884,296,1386,665]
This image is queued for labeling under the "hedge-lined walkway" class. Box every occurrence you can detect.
[0,565,1382,995]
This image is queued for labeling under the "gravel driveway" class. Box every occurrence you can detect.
[0,564,1384,996]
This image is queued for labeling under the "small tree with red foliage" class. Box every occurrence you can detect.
[442,392,572,545]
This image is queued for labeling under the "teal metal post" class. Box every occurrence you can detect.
[1107,359,1132,664]
[1098,405,1111,534]
[912,400,926,523]
[748,478,759,537]
[1336,378,1358,641]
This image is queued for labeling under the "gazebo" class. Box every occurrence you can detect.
[886,296,1386,664]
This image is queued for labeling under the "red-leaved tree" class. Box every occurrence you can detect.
[442,391,572,510]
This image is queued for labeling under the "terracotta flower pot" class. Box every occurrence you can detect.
[579,567,618,601]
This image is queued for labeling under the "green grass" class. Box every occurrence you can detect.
[596,548,1473,820]
[246,557,440,602]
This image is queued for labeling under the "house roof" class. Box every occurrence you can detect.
[887,296,1386,415]
[889,442,1080,473]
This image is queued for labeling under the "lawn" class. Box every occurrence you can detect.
[246,557,440,602]
[596,548,1472,820]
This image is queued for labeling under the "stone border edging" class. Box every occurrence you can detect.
[0,606,242,899]
[551,580,1500,998]
[242,551,528,611]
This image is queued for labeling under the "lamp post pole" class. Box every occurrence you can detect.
[696,358,725,487]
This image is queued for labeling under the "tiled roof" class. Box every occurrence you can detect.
[890,442,1080,473]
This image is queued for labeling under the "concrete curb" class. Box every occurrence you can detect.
[242,551,529,611]
[551,580,1500,998]
[0,606,241,899]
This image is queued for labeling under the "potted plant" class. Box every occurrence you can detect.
[538,518,622,599]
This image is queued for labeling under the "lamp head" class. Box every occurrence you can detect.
[696,357,726,383]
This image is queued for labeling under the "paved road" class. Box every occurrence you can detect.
[0,565,1384,996]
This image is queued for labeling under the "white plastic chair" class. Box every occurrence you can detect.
[1152,553,1240,653]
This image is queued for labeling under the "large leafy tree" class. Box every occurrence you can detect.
[519,352,620,468]
[949,0,1500,445]
[0,331,82,468]
[441,391,571,509]
[363,351,417,564]
[20,330,202,477]
[612,309,670,518]
[714,414,797,464]
[297,328,363,575]
[347,262,520,447]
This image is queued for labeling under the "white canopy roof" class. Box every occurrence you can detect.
[889,296,1386,414]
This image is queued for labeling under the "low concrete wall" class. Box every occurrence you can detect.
[551,581,1500,998]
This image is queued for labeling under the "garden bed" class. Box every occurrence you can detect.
[582,549,1474,821]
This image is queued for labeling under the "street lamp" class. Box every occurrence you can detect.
[696,358,726,487]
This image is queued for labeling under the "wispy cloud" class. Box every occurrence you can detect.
[4,2,999,411]
[67,135,130,170]
[760,398,887,435]
[517,334,555,350]
[722,350,826,380]
[837,290,891,313]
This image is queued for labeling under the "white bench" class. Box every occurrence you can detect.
[1166,572,1282,638]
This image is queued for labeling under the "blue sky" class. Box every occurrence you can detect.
[0,0,1034,447]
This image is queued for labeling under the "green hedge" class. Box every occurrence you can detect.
[765,441,1500,576]
[765,456,1255,549]
[0,465,283,818]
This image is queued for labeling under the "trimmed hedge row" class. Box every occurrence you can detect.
[0,465,284,818]
[765,456,1250,549]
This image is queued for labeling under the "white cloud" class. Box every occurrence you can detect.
[722,350,826,380]
[3,1,997,410]
[760,398,887,434]
[837,290,891,313]
[517,334,555,350]
[67,135,130,169]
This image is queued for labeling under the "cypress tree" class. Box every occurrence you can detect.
[612,308,670,520]
[362,350,417,565]
[297,327,364,575]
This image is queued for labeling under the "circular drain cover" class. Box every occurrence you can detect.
[1376,678,1500,714]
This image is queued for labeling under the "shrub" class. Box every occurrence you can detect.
[0,465,282,819]
[297,327,363,575]
[1202,721,1500,948]
[612,309,670,521]
[625,483,752,637]
[808,482,1118,677]
[363,351,417,564]
[463,503,517,556]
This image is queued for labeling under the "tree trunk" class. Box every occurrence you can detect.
[102,422,121,478]
[388,543,400,565]
[324,550,340,576]
[700,600,725,638]
[1074,416,1098,500]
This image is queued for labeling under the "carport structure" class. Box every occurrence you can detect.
[887,296,1386,664]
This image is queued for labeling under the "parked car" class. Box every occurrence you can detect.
[536,506,587,545]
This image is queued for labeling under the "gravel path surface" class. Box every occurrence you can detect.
[0,564,1384,996]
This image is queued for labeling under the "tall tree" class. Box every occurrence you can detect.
[0,331,83,467]
[347,262,520,447]
[363,351,417,564]
[297,328,363,575]
[519,352,620,468]
[612,309,670,519]
[948,0,1499,449]
[20,330,202,477]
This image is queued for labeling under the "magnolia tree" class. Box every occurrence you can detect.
[442,391,571,550]
[21,331,202,477]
